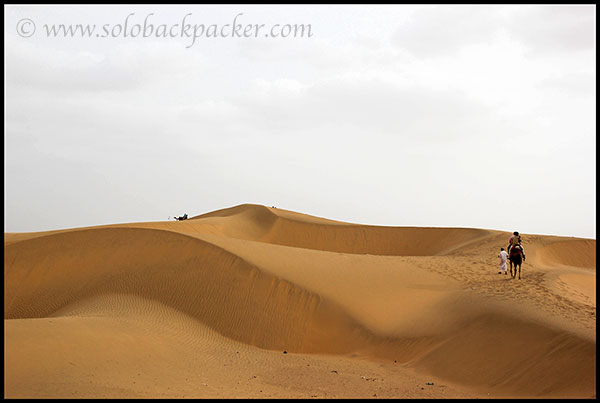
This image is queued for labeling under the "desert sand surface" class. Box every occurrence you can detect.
[4,204,596,398]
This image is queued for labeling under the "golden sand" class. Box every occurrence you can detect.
[4,204,596,398]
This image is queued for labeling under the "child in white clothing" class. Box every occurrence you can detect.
[498,248,508,275]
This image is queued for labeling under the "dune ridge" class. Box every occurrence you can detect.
[191,204,495,256]
[4,204,596,398]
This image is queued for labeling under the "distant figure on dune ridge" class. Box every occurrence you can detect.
[174,213,188,221]
[498,247,508,275]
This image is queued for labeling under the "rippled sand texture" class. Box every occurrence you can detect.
[4,204,596,398]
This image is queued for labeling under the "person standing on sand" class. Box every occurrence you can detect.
[498,248,508,275]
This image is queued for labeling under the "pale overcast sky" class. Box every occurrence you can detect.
[4,5,596,238]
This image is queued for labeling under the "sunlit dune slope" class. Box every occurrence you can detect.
[4,204,596,398]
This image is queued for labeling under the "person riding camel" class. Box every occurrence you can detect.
[507,231,521,255]
[508,231,526,261]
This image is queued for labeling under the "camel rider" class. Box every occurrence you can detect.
[507,231,522,255]
[512,242,526,261]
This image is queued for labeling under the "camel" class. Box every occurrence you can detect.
[509,244,525,280]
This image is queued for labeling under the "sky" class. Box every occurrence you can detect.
[4,4,596,239]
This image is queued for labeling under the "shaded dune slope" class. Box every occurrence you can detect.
[5,227,439,360]
[192,204,495,256]
[4,204,596,397]
[5,227,365,355]
[536,239,596,269]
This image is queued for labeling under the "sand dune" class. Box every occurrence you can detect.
[191,204,494,255]
[536,238,596,269]
[4,204,596,398]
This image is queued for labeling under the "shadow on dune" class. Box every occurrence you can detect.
[4,205,596,398]
[192,204,494,256]
[535,239,596,269]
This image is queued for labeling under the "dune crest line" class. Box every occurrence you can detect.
[4,204,596,398]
